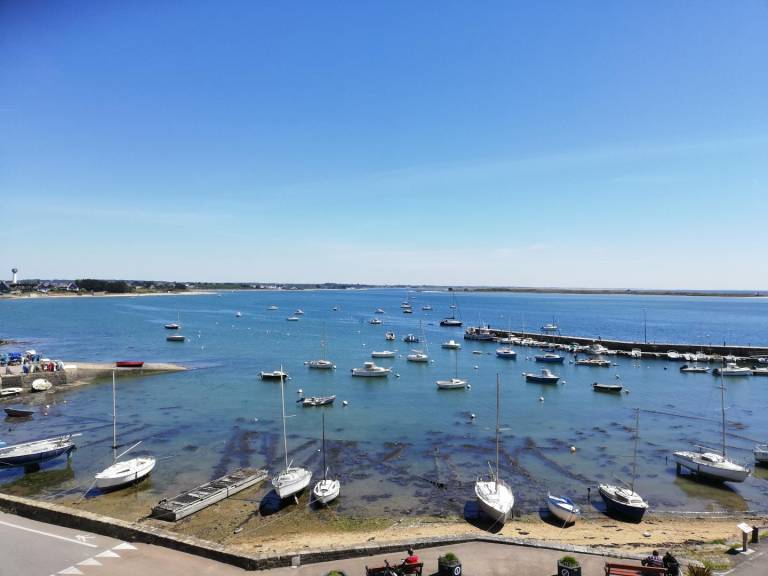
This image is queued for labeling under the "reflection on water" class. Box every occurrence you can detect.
[1,290,767,520]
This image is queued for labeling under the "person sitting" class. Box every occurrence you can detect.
[641,550,663,568]
[404,548,419,565]
[663,551,680,576]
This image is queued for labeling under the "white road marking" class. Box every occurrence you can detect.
[95,550,120,558]
[77,558,102,566]
[58,567,83,575]
[113,542,137,550]
[76,535,96,543]
[0,520,98,548]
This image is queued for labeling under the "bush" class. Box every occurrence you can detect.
[326,571,346,576]
[439,552,460,563]
[686,566,712,576]
[559,556,580,567]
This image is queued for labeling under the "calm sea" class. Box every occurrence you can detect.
[1,290,767,516]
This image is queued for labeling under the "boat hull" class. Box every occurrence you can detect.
[547,493,580,524]
[312,479,340,505]
[95,457,156,490]
[598,486,646,522]
[475,479,514,525]
[673,452,750,482]
[525,375,559,384]
[272,467,312,499]
[0,436,76,467]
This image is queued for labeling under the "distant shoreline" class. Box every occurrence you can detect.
[457,287,767,297]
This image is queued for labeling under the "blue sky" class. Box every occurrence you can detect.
[1,1,767,288]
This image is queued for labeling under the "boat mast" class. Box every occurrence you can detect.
[322,411,327,481]
[280,366,289,471]
[111,371,118,459]
[720,373,726,459]
[631,408,639,492]
[495,373,500,491]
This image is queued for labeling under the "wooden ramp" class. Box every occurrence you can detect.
[152,467,268,521]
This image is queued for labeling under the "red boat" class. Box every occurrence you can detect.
[115,361,144,368]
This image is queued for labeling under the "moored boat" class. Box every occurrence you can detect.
[403,334,419,343]
[368,318,383,325]
[260,370,290,380]
[4,407,33,417]
[547,492,580,524]
[495,347,517,358]
[166,334,186,342]
[385,331,396,341]
[680,364,710,373]
[0,434,77,467]
[713,363,752,376]
[299,395,336,407]
[534,353,563,363]
[308,359,335,369]
[436,378,468,389]
[575,358,611,367]
[755,444,768,465]
[524,369,559,384]
[312,412,340,505]
[441,339,461,350]
[351,362,390,377]
[115,361,144,368]
[0,388,23,397]
[371,350,395,358]
[406,350,429,362]
[593,382,623,393]
[272,371,312,500]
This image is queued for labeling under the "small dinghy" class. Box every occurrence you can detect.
[0,434,77,467]
[260,370,290,380]
[547,492,581,524]
[298,395,336,407]
[4,407,34,418]
[0,388,23,397]
[575,358,611,367]
[385,331,396,341]
[680,364,710,373]
[166,334,186,342]
[593,382,623,393]
[535,353,564,363]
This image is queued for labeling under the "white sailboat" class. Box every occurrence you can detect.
[436,351,467,389]
[94,372,155,491]
[474,375,514,524]
[673,376,750,483]
[272,369,312,500]
[407,321,430,362]
[308,327,335,369]
[312,412,340,505]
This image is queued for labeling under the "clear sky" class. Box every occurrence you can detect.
[2,1,767,288]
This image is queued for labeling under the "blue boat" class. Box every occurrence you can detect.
[0,434,77,468]
[534,353,564,363]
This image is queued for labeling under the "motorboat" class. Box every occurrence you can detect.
[713,363,752,376]
[403,334,420,343]
[351,362,391,377]
[680,365,710,373]
[403,308,413,314]
[294,309,304,315]
[752,367,768,376]
[260,370,290,380]
[0,388,23,397]
[4,407,33,417]
[268,305,278,310]
[375,308,385,314]
[496,336,518,345]
[667,350,681,360]
[272,371,312,500]
[464,327,494,340]
[547,492,580,524]
[31,379,53,392]
[421,305,432,311]
[630,349,642,358]
[673,450,750,483]
[475,375,514,525]
[286,316,301,322]
[575,358,611,367]
[312,412,340,505]
[495,347,517,359]
[586,343,610,355]
[116,361,144,368]
[406,350,429,362]
[541,323,558,332]
[534,353,563,363]
[754,444,768,465]
[524,369,559,384]
[441,340,461,350]
[166,334,186,342]
[593,382,623,393]
[385,331,396,341]
[299,395,336,407]
[307,359,335,369]
[368,318,383,325]
[436,378,468,390]
[371,350,395,358]
[598,484,647,522]
[0,434,77,468]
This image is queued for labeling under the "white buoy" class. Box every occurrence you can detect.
[470,413,476,419]
[570,446,576,453]
[395,373,400,378]
[615,374,621,379]
[539,396,544,402]
[474,365,479,369]
[467,384,472,389]
[562,380,567,384]
[254,418,258,422]
[298,389,303,394]
[342,400,348,406]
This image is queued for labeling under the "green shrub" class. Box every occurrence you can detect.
[440,552,460,563]
[686,565,712,576]
[559,556,580,567]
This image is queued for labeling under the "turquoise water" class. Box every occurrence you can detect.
[1,290,767,516]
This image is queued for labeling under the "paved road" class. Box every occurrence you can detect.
[0,511,246,576]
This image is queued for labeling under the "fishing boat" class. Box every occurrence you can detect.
[299,395,336,407]
[385,331,396,341]
[524,369,559,384]
[115,361,144,368]
[441,339,461,350]
[474,375,514,525]
[31,379,52,392]
[166,334,186,342]
[4,407,33,417]
[599,409,648,522]
[575,358,611,367]
[547,492,580,524]
[94,372,156,491]
[534,353,563,363]
[593,382,623,393]
[680,365,710,373]
[371,350,395,358]
[0,434,77,467]
[0,388,23,397]
[437,352,467,389]
[495,347,517,358]
[260,370,290,380]
[272,370,312,500]
[312,412,340,505]
[403,334,419,343]
[713,363,752,376]
[673,377,750,483]
[350,362,390,377]
[754,444,768,465]
[369,318,383,325]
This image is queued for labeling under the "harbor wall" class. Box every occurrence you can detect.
[481,329,768,357]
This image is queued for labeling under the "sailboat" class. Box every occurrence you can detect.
[94,372,156,490]
[164,311,181,330]
[440,292,462,327]
[271,369,312,500]
[673,375,750,483]
[436,350,467,389]
[407,321,430,362]
[474,375,514,524]
[308,326,335,369]
[312,412,340,505]
[598,409,648,522]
